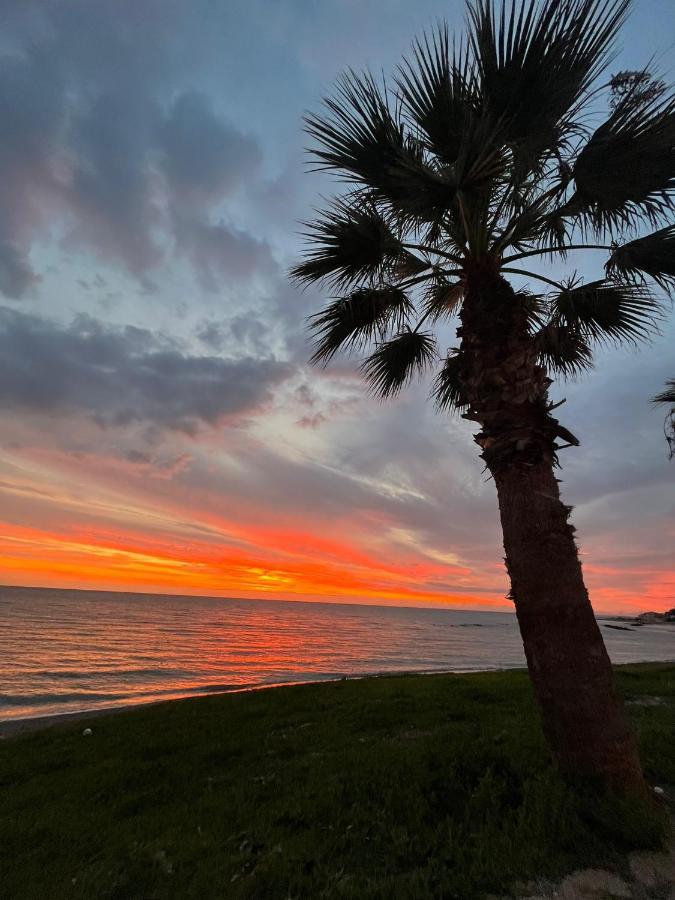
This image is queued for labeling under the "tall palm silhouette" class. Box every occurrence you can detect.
[293,0,675,791]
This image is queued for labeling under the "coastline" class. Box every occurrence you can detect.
[0,671,454,738]
[3,657,674,740]
[2,663,673,899]
[0,674,373,739]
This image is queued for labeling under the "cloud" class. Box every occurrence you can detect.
[158,91,261,204]
[196,314,269,356]
[0,242,39,299]
[172,213,275,292]
[0,306,293,431]
[0,4,272,294]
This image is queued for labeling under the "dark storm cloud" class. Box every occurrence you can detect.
[0,307,292,431]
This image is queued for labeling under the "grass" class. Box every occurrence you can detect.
[1,664,673,899]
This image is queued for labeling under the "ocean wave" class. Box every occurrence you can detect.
[28,668,192,680]
[0,691,130,707]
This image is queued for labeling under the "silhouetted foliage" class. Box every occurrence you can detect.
[295,0,675,789]
[294,0,671,409]
[653,379,675,458]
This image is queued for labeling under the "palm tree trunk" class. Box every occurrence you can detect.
[491,458,645,789]
[459,266,646,792]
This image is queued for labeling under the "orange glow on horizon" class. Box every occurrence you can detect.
[0,521,494,609]
[1,446,672,615]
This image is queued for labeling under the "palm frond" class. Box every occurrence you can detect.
[290,199,404,289]
[421,278,465,322]
[305,70,459,222]
[396,26,478,165]
[396,27,507,188]
[571,87,675,229]
[653,378,675,405]
[467,0,630,167]
[606,225,675,292]
[432,352,468,411]
[609,70,667,110]
[362,330,437,398]
[653,378,675,458]
[551,278,662,346]
[519,290,547,331]
[392,253,432,279]
[535,321,594,377]
[309,287,413,365]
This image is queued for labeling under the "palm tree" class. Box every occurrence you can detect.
[654,380,675,456]
[292,0,675,793]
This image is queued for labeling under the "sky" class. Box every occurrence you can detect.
[0,0,673,614]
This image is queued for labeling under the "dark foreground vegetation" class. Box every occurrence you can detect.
[1,665,673,899]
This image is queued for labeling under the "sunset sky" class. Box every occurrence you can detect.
[0,0,673,613]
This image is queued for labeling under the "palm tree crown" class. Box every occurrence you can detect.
[293,0,673,419]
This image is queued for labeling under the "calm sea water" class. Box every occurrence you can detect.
[1,586,673,721]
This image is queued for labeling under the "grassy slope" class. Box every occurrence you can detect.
[1,664,673,899]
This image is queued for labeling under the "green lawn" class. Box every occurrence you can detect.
[1,664,673,899]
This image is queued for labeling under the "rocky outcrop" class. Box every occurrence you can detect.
[632,609,675,625]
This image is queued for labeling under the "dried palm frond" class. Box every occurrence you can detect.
[653,379,675,405]
[535,321,594,378]
[421,279,465,322]
[432,352,468,411]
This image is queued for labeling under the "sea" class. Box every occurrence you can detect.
[1,585,673,722]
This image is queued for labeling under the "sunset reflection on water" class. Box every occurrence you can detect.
[1,586,673,721]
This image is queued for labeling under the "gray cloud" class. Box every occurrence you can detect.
[66,90,163,274]
[196,314,269,356]
[0,242,39,299]
[159,92,261,203]
[0,306,292,431]
[0,3,271,294]
[172,213,275,292]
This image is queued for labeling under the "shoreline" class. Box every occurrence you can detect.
[0,676,342,739]
[0,672,394,738]
[2,662,673,899]
[3,658,674,739]
[0,666,527,738]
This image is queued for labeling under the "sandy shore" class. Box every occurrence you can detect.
[0,670,452,739]
[0,676,355,739]
[0,702,164,738]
